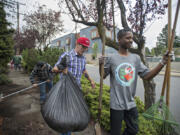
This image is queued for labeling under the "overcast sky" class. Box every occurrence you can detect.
[12,0,180,49]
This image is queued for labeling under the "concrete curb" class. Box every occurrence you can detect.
[159,71,180,77]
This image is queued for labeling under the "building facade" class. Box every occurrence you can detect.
[51,33,76,52]
[50,26,119,54]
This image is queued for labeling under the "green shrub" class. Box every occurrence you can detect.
[21,48,64,85]
[135,96,145,113]
[92,42,98,59]
[0,73,12,85]
[53,74,60,84]
[81,75,111,131]
[81,75,158,134]
[0,65,8,74]
[0,1,14,85]
[0,66,12,85]
[22,48,64,73]
[22,48,40,73]
[40,48,64,67]
[0,1,14,73]
[137,115,157,135]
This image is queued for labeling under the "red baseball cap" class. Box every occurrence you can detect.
[77,37,90,47]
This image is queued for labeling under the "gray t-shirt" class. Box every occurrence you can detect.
[104,53,150,110]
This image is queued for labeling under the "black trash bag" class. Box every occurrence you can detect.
[41,72,90,133]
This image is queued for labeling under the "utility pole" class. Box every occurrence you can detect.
[14,1,25,34]
[17,2,19,34]
[13,0,25,54]
[1,0,25,33]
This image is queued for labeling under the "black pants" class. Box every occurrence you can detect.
[110,107,139,135]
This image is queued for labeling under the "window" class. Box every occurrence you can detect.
[61,40,64,46]
[57,40,61,47]
[106,30,112,38]
[82,34,86,37]
[66,38,71,45]
[91,29,99,39]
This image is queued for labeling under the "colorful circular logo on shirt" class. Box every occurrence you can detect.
[115,63,135,86]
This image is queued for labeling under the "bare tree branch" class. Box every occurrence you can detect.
[70,0,85,21]
[116,0,130,29]
[73,19,98,26]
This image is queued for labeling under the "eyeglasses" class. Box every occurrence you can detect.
[79,44,88,49]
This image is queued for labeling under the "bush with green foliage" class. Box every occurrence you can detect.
[92,42,98,60]
[22,48,64,73]
[40,48,64,67]
[21,48,40,73]
[0,73,12,85]
[81,75,161,134]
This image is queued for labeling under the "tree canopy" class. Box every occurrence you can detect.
[23,5,64,50]
[14,29,36,53]
[156,24,180,55]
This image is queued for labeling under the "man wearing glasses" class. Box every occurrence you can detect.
[53,37,95,135]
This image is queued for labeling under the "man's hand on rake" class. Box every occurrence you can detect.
[160,51,175,66]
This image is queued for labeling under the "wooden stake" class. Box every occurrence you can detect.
[166,0,180,107]
[165,0,172,107]
[95,25,106,135]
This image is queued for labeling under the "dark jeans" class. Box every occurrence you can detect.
[14,64,21,71]
[39,81,53,102]
[110,107,139,135]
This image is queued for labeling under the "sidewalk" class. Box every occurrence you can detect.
[0,69,59,135]
[1,68,106,135]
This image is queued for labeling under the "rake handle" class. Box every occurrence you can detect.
[161,0,180,103]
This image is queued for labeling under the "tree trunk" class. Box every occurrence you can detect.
[139,47,156,109]
[142,59,156,110]
[143,79,156,110]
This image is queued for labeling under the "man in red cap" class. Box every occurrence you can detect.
[53,37,95,135]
